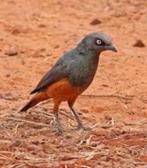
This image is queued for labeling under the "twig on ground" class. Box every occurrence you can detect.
[81,94,134,100]
[0,125,12,138]
[0,94,18,101]
[4,117,49,127]
[34,110,52,118]
[0,139,11,144]
[13,123,21,135]
[60,111,74,120]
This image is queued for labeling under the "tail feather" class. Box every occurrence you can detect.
[20,92,48,112]
[20,99,37,112]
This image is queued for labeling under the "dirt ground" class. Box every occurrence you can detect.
[0,0,147,167]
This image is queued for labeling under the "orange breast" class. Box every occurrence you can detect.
[46,79,84,102]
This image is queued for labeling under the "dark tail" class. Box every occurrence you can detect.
[20,92,48,112]
[20,100,35,112]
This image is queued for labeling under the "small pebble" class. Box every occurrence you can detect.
[90,19,102,25]
[5,47,18,56]
[38,24,47,28]
[133,40,145,48]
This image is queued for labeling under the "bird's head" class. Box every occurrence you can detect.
[78,32,117,54]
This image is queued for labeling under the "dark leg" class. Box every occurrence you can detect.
[68,100,88,130]
[53,100,63,135]
[53,112,63,135]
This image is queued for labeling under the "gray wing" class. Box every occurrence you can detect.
[31,58,70,94]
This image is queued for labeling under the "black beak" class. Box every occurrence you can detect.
[107,45,117,52]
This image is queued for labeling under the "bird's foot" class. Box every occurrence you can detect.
[77,123,91,131]
[55,128,63,136]
[55,130,63,136]
[54,112,63,136]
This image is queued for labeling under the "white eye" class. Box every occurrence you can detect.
[96,39,102,45]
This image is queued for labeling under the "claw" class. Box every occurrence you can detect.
[55,129,63,136]
[77,124,91,131]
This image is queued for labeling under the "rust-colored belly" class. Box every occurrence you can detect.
[46,79,84,102]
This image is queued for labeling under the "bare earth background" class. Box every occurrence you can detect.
[0,0,147,167]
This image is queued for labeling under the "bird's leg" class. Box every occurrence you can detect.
[53,100,63,135]
[53,112,63,135]
[68,101,89,130]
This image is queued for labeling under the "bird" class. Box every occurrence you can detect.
[20,32,117,135]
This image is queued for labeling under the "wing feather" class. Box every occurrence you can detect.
[31,61,68,94]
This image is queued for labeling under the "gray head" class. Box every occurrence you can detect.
[78,32,117,54]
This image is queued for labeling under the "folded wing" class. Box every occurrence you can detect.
[31,61,69,94]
